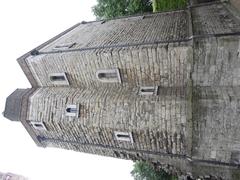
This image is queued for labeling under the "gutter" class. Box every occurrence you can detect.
[32,31,240,55]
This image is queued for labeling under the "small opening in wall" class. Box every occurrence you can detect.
[50,75,66,81]
[98,72,118,79]
[96,69,121,83]
[114,131,134,143]
[30,121,47,131]
[116,134,131,139]
[140,88,155,93]
[66,107,77,113]
[34,124,43,128]
[139,86,158,95]
[65,105,79,117]
[49,73,69,86]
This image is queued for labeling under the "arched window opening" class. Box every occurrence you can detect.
[96,69,121,83]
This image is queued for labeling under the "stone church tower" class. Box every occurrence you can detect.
[3,0,240,179]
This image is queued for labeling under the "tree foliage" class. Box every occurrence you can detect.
[152,0,187,12]
[131,161,177,180]
[92,0,152,19]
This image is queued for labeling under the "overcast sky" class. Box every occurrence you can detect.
[0,0,134,179]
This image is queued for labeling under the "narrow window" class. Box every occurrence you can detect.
[30,121,47,131]
[139,86,158,95]
[141,88,155,93]
[50,75,65,81]
[65,105,79,117]
[49,73,69,86]
[114,131,133,143]
[98,72,118,79]
[96,69,121,83]
[66,107,77,113]
[53,42,76,50]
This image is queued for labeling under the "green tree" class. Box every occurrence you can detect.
[152,0,187,12]
[92,0,152,19]
[131,161,177,180]
[127,0,152,14]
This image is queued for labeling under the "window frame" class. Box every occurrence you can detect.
[138,86,159,95]
[114,131,134,143]
[30,121,47,131]
[49,72,70,86]
[65,104,79,117]
[96,68,122,83]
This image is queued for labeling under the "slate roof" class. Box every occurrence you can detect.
[3,89,31,121]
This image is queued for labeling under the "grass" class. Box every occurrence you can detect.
[152,0,188,12]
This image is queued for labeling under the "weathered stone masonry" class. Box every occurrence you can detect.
[3,0,240,179]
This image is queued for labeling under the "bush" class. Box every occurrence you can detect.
[92,0,152,19]
[152,0,187,12]
[131,161,178,180]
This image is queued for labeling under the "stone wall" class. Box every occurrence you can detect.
[191,162,240,180]
[28,87,190,155]
[192,4,240,35]
[40,11,189,52]
[192,86,240,163]
[192,36,240,86]
[26,43,192,88]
